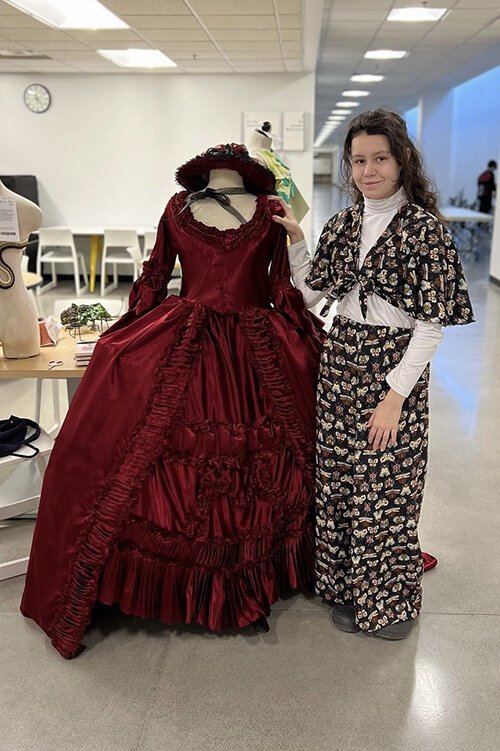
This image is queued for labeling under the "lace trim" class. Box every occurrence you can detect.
[171,191,270,249]
[48,303,207,659]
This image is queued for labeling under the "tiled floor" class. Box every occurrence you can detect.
[0,186,499,751]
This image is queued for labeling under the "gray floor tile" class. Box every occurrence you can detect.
[0,605,168,751]
[135,610,500,751]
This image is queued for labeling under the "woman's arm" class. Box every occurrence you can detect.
[386,320,443,398]
[368,320,443,451]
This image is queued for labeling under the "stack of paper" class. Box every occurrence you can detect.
[74,341,97,367]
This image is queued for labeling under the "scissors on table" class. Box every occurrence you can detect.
[48,359,64,370]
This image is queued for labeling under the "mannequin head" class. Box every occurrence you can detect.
[248,122,273,153]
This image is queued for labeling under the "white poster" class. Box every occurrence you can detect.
[283,111,305,151]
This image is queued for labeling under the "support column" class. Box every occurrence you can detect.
[488,146,500,284]
[416,90,454,204]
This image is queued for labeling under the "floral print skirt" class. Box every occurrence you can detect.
[314,316,429,632]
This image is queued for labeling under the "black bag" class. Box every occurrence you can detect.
[0,416,41,458]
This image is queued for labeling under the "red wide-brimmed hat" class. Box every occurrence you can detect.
[176,143,275,194]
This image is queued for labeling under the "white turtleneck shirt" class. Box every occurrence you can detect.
[287,187,443,398]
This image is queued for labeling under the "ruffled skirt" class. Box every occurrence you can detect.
[21,296,321,657]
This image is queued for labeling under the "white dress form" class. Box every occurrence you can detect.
[188,169,257,230]
[247,129,273,165]
[0,180,42,358]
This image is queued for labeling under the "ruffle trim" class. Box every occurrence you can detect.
[241,307,315,481]
[48,304,208,659]
[98,519,314,631]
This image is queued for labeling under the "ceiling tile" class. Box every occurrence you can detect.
[0,27,67,41]
[200,15,276,29]
[165,49,225,59]
[66,30,145,42]
[120,15,200,29]
[137,29,210,41]
[277,0,301,12]
[104,0,191,14]
[210,29,278,41]
[276,15,301,29]
[14,41,90,51]
[0,13,51,29]
[191,0,273,14]
[224,49,282,59]
[219,41,282,52]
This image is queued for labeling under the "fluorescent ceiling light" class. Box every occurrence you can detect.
[98,49,177,68]
[336,101,359,107]
[4,0,128,29]
[364,50,407,60]
[351,74,385,83]
[387,8,447,22]
[342,90,370,97]
[331,110,350,115]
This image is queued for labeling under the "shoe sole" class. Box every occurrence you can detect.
[372,623,415,641]
[331,615,360,634]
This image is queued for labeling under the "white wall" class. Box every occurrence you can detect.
[450,66,500,206]
[0,72,315,241]
[404,106,418,142]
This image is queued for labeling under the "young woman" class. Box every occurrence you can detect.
[272,109,474,640]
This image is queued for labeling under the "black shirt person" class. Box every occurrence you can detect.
[477,160,497,214]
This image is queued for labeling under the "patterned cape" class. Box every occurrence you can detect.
[306,202,474,325]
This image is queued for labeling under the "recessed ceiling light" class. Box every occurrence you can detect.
[4,0,128,29]
[351,74,385,83]
[331,109,351,115]
[336,101,359,107]
[98,49,177,68]
[387,8,447,22]
[364,50,407,60]
[342,90,370,97]
[328,116,346,121]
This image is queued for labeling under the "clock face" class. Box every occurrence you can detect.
[23,84,51,113]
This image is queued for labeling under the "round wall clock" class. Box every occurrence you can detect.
[23,83,51,113]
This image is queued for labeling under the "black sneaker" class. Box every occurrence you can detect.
[331,605,360,633]
[372,618,417,641]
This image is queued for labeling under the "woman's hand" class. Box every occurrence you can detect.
[367,389,405,451]
[267,195,304,244]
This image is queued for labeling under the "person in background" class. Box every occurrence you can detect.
[271,109,474,640]
[477,160,497,214]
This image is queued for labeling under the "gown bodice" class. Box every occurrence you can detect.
[165,192,280,313]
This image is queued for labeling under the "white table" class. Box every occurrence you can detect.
[441,206,494,224]
[441,205,493,259]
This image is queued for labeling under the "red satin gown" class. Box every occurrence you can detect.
[21,193,324,658]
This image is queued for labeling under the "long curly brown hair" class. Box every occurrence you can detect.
[340,109,443,221]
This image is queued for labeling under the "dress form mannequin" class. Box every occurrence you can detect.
[247,123,273,163]
[0,180,42,358]
[189,169,257,230]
